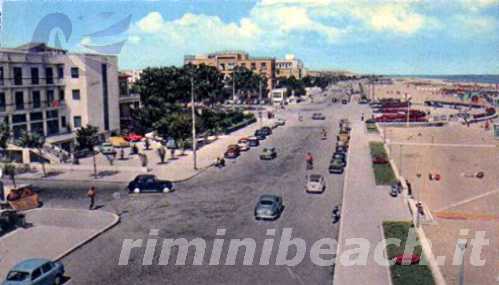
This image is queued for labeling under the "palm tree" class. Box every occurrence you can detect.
[17,131,47,177]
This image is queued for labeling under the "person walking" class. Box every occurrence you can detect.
[87,186,96,210]
[361,113,365,121]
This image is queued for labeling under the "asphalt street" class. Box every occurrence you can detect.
[22,94,363,285]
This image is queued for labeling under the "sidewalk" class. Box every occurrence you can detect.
[333,120,411,285]
[0,208,119,280]
[16,117,276,183]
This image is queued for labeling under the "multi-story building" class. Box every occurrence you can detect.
[0,43,120,151]
[275,54,304,79]
[118,72,140,131]
[184,51,276,91]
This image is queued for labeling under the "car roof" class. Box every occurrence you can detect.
[12,258,50,272]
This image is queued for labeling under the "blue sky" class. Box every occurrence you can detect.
[1,0,498,74]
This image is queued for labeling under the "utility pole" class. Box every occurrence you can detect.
[191,77,197,170]
[406,93,411,127]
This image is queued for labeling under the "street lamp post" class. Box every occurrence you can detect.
[232,73,236,103]
[191,77,197,170]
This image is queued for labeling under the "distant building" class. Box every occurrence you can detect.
[275,54,304,79]
[0,43,120,150]
[184,51,276,91]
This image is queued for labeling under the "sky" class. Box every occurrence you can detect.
[0,0,498,74]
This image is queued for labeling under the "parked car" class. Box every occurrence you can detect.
[329,159,345,174]
[110,136,130,148]
[260,147,277,160]
[248,137,260,147]
[224,145,241,159]
[335,145,348,154]
[238,142,250,151]
[260,126,272,136]
[312,113,326,120]
[128,175,175,193]
[238,137,250,144]
[125,133,144,142]
[341,99,348,104]
[306,174,326,193]
[254,194,284,220]
[98,143,116,155]
[331,153,347,167]
[3,258,65,285]
[254,130,266,140]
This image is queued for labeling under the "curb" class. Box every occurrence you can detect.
[53,210,120,262]
[379,224,394,285]
[170,164,214,183]
[332,120,355,285]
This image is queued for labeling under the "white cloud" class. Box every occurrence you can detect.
[461,0,499,11]
[137,11,165,33]
[361,3,425,34]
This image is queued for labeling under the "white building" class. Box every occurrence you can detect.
[271,88,287,105]
[275,54,304,79]
[0,43,120,151]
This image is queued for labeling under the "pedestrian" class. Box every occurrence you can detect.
[219,156,225,168]
[87,186,96,210]
[361,113,365,121]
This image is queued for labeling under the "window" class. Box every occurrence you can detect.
[0,66,4,85]
[251,63,256,69]
[0,93,5,112]
[47,90,54,105]
[30,122,44,136]
[12,114,26,123]
[45,67,53,84]
[71,67,79,78]
[31,67,39,85]
[13,124,27,139]
[261,62,267,68]
[57,65,64,79]
[73,116,82,128]
[30,112,43,121]
[61,116,67,127]
[59,89,65,101]
[15,92,24,110]
[41,262,53,273]
[32,91,41,108]
[31,268,42,281]
[72,89,80,100]
[13,67,23,85]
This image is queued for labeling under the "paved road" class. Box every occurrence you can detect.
[22,95,362,285]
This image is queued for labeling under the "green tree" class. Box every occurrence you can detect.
[184,63,226,106]
[75,125,100,178]
[75,125,99,151]
[17,131,47,177]
[0,122,11,160]
[227,66,263,99]
[276,76,306,96]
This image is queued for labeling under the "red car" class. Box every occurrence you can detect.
[224,145,241,159]
[125,133,144,142]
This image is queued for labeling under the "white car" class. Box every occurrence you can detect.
[238,142,250,151]
[276,118,286,126]
[306,174,326,193]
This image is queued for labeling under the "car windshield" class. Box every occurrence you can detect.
[6,271,30,281]
[310,175,321,182]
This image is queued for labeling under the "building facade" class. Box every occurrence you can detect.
[184,51,276,91]
[118,72,140,131]
[0,43,120,150]
[275,54,304,79]
[121,69,142,84]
